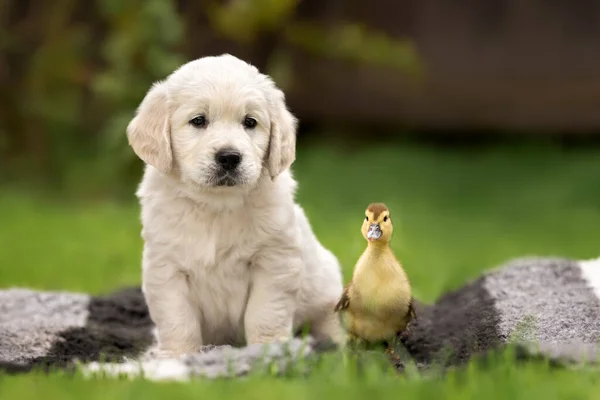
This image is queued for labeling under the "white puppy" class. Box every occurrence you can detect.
[127,54,345,357]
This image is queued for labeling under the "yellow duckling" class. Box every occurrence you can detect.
[335,203,416,353]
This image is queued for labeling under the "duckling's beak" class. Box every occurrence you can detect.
[367,223,382,241]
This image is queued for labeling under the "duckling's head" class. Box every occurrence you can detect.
[361,203,393,244]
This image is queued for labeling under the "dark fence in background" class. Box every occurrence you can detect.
[2,0,600,186]
[287,0,600,132]
[176,0,600,132]
[289,0,600,133]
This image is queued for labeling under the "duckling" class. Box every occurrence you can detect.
[334,203,416,355]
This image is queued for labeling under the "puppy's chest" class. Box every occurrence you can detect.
[191,251,251,345]
[170,210,261,270]
[169,210,258,345]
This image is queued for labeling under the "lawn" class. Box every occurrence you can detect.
[1,140,600,398]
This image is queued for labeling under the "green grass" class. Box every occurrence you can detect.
[1,348,600,399]
[2,140,600,397]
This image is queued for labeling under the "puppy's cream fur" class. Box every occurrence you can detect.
[127,54,344,357]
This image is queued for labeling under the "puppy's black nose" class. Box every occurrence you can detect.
[215,150,241,171]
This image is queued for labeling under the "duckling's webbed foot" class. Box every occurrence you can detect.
[385,347,401,359]
[384,345,404,366]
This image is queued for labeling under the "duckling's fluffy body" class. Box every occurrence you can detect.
[344,247,412,341]
[335,203,414,343]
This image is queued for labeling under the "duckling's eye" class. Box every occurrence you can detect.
[365,216,368,222]
[383,216,388,222]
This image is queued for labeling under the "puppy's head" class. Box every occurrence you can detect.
[127,54,297,189]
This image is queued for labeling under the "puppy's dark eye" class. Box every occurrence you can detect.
[189,115,207,128]
[384,216,388,222]
[243,116,257,129]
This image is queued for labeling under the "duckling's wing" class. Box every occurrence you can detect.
[334,283,351,312]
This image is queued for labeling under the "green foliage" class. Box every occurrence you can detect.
[2,0,93,179]
[286,22,422,75]
[2,0,423,191]
[208,0,299,43]
[91,0,184,185]
[208,0,422,79]
[0,0,184,190]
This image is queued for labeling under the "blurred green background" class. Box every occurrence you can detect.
[3,0,600,396]
[2,0,600,297]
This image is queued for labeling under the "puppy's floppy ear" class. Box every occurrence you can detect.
[267,88,298,180]
[126,81,173,173]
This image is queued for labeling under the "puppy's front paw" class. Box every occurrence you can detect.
[249,334,293,345]
[144,346,187,360]
[246,328,297,345]
[155,349,182,359]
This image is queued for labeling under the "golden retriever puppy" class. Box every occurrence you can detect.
[127,54,345,358]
